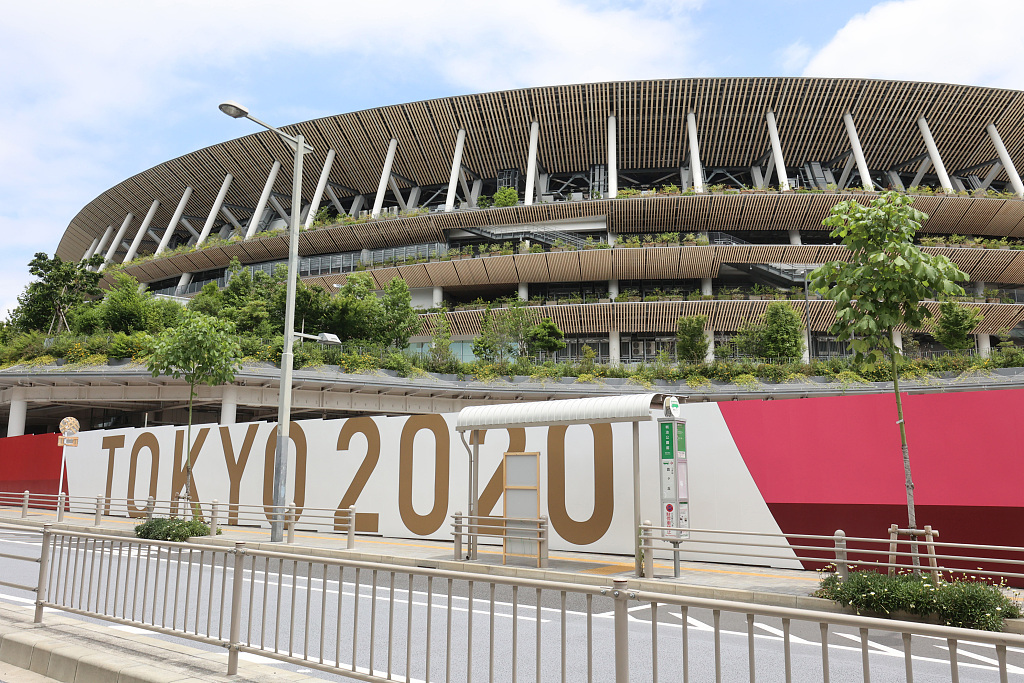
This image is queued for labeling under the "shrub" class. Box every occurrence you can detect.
[492,187,519,207]
[816,569,1020,631]
[134,517,211,542]
[109,332,151,359]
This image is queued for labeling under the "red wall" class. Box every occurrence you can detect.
[0,433,62,496]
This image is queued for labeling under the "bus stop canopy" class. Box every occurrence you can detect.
[455,393,673,575]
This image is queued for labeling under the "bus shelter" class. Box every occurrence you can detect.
[455,393,675,576]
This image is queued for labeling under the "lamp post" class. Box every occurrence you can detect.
[220,101,312,542]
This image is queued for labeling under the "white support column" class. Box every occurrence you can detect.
[517,283,528,301]
[525,122,540,205]
[608,279,620,300]
[700,278,712,296]
[977,333,992,359]
[101,213,134,269]
[269,196,290,222]
[123,199,161,263]
[765,110,790,191]
[82,237,100,261]
[843,112,873,190]
[324,185,346,215]
[686,112,705,193]
[432,287,444,308]
[220,385,238,426]
[917,116,953,192]
[156,187,192,255]
[349,194,365,217]
[372,139,398,218]
[704,329,715,364]
[837,155,856,190]
[303,149,336,228]
[762,151,776,188]
[180,218,199,240]
[93,225,115,265]
[445,129,467,212]
[470,179,482,207]
[607,115,618,199]
[196,174,233,246]
[974,281,986,297]
[788,229,802,245]
[245,162,281,239]
[910,158,932,189]
[387,176,408,211]
[6,390,26,438]
[407,187,421,210]
[608,330,620,365]
[980,161,1003,190]
[892,330,904,353]
[986,123,1024,198]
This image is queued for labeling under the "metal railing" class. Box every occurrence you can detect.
[22,525,1024,681]
[451,512,549,568]
[639,522,1024,585]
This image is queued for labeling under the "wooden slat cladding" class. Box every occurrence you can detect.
[417,301,1024,336]
[60,78,1024,262]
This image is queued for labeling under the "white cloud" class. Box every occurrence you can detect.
[779,41,811,74]
[803,0,1024,89]
[0,0,705,317]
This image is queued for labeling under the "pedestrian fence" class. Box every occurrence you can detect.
[451,512,549,568]
[5,522,1023,681]
[0,490,356,549]
[639,522,1024,586]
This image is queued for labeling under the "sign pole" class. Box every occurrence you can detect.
[57,417,80,518]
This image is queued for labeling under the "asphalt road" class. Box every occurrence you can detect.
[1,528,1021,682]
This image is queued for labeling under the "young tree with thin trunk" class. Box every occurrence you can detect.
[810,192,968,540]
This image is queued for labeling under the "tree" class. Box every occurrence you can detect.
[379,278,419,348]
[147,310,241,512]
[809,192,968,537]
[494,302,533,357]
[472,310,510,364]
[731,302,804,360]
[326,272,383,344]
[101,272,151,333]
[527,318,566,358]
[676,314,709,363]
[933,301,983,352]
[429,309,455,368]
[492,187,519,207]
[8,252,104,333]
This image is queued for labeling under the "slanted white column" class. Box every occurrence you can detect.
[387,176,408,211]
[977,333,992,359]
[196,174,233,246]
[517,283,528,301]
[433,287,445,307]
[704,329,715,364]
[123,199,161,263]
[701,278,712,296]
[917,116,953,192]
[82,237,100,261]
[607,115,618,198]
[525,122,540,205]
[686,112,705,193]
[788,229,802,245]
[765,110,790,191]
[7,389,26,438]
[349,195,366,217]
[245,162,281,239]
[910,158,932,189]
[445,129,467,212]
[980,161,1004,190]
[892,329,904,352]
[609,280,620,300]
[302,149,336,229]
[156,187,193,255]
[93,225,115,264]
[101,213,134,269]
[986,123,1024,198]
[372,139,398,218]
[843,112,873,190]
[220,385,238,425]
[608,330,621,365]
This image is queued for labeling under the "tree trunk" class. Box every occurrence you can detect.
[890,333,921,571]
[187,385,194,520]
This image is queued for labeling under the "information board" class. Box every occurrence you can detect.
[658,419,689,539]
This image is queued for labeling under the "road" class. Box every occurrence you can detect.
[0,528,1021,682]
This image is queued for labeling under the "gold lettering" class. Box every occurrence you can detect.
[262,422,307,523]
[221,424,260,525]
[398,415,450,536]
[171,428,209,515]
[547,424,614,545]
[102,435,126,515]
[126,432,159,517]
[335,417,381,533]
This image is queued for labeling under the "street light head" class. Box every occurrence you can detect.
[219,101,249,119]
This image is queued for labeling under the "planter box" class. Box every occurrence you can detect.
[599,298,611,304]
[682,241,696,247]
[107,358,131,366]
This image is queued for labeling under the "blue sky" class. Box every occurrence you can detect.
[1,0,1021,317]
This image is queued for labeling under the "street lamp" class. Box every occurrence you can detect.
[220,100,313,542]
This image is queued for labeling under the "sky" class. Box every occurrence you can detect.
[2,0,1023,318]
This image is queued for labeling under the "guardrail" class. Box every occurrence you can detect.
[451,512,549,567]
[639,522,1024,585]
[20,525,1024,681]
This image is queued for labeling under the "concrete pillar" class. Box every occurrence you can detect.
[608,330,621,365]
[765,110,790,191]
[975,281,986,297]
[700,278,712,296]
[220,385,238,425]
[349,194,365,217]
[246,162,281,239]
[525,122,540,205]
[686,112,705,193]
[93,225,115,265]
[978,333,992,359]
[788,229,802,245]
[892,330,904,352]
[123,199,161,263]
[704,329,715,364]
[802,329,811,363]
[302,149,336,229]
[157,187,193,255]
[986,123,1024,198]
[445,129,467,212]
[101,212,134,269]
[7,390,26,437]
[608,280,620,300]
[196,174,233,246]
[433,286,444,308]
[372,139,398,218]
[81,237,100,261]
[917,116,953,192]
[843,112,873,190]
[607,232,616,246]
[607,115,618,199]
[518,283,528,301]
